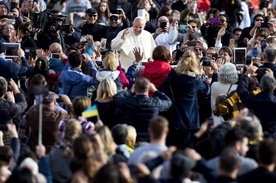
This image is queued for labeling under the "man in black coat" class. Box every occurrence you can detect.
[239,138,276,183]
[113,77,172,142]
[237,69,276,138]
[257,46,276,82]
[78,8,106,42]
[0,77,27,145]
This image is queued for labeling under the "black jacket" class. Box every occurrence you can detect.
[79,22,106,42]
[171,0,187,13]
[237,75,276,136]
[239,167,276,183]
[113,90,172,142]
[0,93,27,124]
[205,26,234,47]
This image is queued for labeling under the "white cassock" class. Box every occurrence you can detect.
[155,32,177,56]
[111,27,156,70]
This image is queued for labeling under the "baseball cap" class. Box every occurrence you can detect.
[86,8,97,14]
[0,41,7,54]
[109,14,119,18]
[43,91,59,105]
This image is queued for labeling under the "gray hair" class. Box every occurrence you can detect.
[261,74,276,92]
[264,46,276,63]
[0,77,7,97]
[218,63,239,84]
[240,116,263,141]
[134,65,145,79]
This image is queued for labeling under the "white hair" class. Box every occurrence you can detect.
[133,16,146,24]
[218,63,239,84]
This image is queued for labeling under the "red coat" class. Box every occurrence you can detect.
[141,60,172,88]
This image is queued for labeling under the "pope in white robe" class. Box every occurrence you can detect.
[111,17,156,70]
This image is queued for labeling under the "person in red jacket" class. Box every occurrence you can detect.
[141,45,172,89]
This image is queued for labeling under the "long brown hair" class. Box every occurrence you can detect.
[73,135,99,182]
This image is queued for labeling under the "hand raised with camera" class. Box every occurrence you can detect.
[155,27,163,35]
[210,61,218,74]
[86,34,94,45]
[7,123,18,138]
[17,49,25,58]
[8,79,20,94]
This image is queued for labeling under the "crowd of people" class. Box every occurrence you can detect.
[0,0,276,182]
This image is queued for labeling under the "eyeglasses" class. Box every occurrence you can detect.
[110,18,118,21]
[194,48,202,52]
[88,14,97,17]
[255,19,263,22]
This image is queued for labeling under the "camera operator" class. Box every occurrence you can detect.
[36,10,69,51]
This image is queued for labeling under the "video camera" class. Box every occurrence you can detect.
[39,10,68,32]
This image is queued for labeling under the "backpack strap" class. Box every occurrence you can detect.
[226,84,233,95]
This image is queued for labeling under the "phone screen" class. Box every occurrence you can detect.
[256,68,267,75]
[234,48,246,66]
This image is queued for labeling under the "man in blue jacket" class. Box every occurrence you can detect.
[0,41,30,80]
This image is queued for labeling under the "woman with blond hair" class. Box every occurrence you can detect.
[93,78,118,129]
[94,51,122,90]
[159,50,209,149]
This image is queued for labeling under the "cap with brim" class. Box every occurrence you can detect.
[43,91,59,105]
[109,14,119,18]
[86,8,97,14]
[0,41,7,54]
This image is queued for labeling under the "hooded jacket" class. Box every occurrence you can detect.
[94,69,123,91]
[59,68,94,101]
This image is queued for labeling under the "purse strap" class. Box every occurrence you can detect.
[226,84,233,95]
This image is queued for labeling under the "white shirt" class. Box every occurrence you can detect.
[239,1,251,29]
